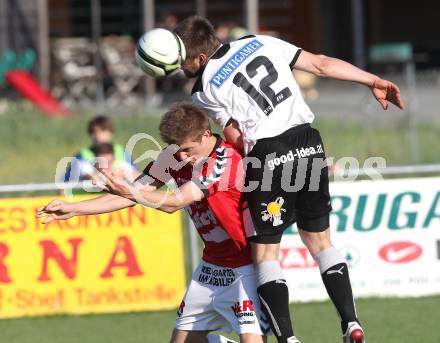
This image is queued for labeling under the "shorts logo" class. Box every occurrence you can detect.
[177,300,185,317]
[261,197,286,226]
[267,150,295,171]
[198,265,236,286]
[266,144,324,171]
[231,300,256,325]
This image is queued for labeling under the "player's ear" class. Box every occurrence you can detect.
[202,129,212,138]
[198,53,209,66]
[199,129,211,144]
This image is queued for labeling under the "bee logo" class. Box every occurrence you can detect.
[261,197,286,226]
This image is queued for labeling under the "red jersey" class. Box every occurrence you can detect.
[144,136,252,268]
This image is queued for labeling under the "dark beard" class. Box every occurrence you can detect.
[183,69,198,78]
[183,64,205,79]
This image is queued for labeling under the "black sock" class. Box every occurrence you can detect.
[257,280,294,343]
[321,262,358,333]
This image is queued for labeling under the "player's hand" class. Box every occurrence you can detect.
[370,78,405,110]
[99,169,135,199]
[36,200,76,224]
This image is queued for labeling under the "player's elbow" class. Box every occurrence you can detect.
[158,196,184,213]
[159,205,180,214]
[313,54,332,77]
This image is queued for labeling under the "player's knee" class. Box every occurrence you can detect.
[169,329,182,343]
[239,333,265,343]
[298,228,331,257]
[170,329,209,343]
[208,333,238,342]
[250,242,280,265]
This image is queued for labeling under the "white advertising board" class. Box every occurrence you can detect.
[280,177,440,302]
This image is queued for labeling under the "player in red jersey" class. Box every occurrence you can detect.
[37,103,269,343]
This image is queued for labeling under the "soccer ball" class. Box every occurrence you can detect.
[135,28,186,78]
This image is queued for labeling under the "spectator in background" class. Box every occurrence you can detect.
[92,142,138,181]
[158,12,178,31]
[63,116,136,184]
[215,22,250,43]
[215,22,234,42]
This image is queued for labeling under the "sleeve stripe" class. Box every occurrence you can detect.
[238,34,256,40]
[198,146,227,189]
[289,49,302,70]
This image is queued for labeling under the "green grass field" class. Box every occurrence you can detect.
[0,106,163,185]
[0,296,438,343]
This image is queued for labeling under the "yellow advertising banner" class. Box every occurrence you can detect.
[0,196,186,318]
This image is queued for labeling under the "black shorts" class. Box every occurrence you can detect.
[244,124,332,242]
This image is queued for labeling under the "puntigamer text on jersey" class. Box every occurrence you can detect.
[210,39,263,88]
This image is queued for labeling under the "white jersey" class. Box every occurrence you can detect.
[192,35,315,154]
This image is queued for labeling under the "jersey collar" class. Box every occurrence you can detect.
[210,44,230,60]
[191,44,231,95]
[208,134,223,157]
[192,44,229,90]
[210,35,256,60]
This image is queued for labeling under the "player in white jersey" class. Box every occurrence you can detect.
[173,16,404,343]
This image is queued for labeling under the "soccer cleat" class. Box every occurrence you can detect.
[342,322,365,343]
[287,336,302,343]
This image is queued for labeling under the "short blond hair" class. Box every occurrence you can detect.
[159,103,211,145]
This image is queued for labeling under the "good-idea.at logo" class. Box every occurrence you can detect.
[379,241,423,264]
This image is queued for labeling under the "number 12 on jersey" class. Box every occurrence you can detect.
[233,55,292,116]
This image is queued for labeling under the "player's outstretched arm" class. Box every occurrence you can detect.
[135,181,204,213]
[294,50,405,110]
[100,169,205,213]
[36,194,136,224]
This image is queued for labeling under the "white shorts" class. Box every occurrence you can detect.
[175,261,270,336]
